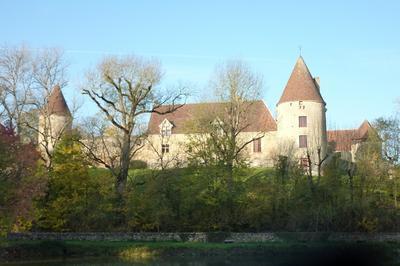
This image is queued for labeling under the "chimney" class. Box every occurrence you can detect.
[314,77,320,91]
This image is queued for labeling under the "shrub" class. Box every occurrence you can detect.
[130,160,148,169]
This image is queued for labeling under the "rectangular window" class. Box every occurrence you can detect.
[300,157,309,168]
[253,138,262,153]
[299,116,307,127]
[299,135,307,148]
[161,144,170,154]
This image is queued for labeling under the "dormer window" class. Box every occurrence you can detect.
[161,128,171,136]
[159,119,173,137]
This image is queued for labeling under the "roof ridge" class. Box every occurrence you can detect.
[158,99,264,107]
[148,100,276,134]
[327,129,357,132]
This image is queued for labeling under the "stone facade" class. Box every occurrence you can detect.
[38,113,72,153]
[38,85,72,164]
[138,131,279,168]
[276,101,327,167]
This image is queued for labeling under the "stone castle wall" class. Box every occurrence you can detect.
[136,131,279,169]
[276,101,327,165]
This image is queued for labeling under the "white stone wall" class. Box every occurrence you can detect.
[137,133,189,169]
[276,101,327,165]
[136,131,278,169]
[38,114,72,154]
[241,131,277,167]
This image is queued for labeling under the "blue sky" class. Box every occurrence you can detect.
[1,0,399,129]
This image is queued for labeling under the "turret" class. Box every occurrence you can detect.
[38,85,72,157]
[276,57,327,167]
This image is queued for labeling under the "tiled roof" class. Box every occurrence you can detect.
[46,85,71,116]
[355,120,372,140]
[327,120,373,152]
[278,56,325,105]
[147,100,277,134]
[327,129,358,152]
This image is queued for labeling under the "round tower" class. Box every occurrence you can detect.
[38,85,72,156]
[276,57,327,166]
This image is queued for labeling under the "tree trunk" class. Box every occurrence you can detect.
[394,177,398,208]
[226,160,234,228]
[306,152,315,194]
[114,132,131,226]
[117,132,131,196]
[317,148,322,184]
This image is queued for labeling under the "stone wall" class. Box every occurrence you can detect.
[6,232,278,242]
[6,232,400,242]
[7,232,204,242]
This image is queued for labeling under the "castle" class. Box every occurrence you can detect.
[39,56,372,169]
[37,85,72,166]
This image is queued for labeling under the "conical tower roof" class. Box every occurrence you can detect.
[277,56,325,105]
[46,85,71,116]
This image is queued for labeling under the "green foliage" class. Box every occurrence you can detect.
[129,160,148,169]
[0,125,41,234]
[34,134,114,232]
[6,117,400,233]
[32,154,398,233]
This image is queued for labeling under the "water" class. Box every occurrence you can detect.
[0,256,285,266]
[1,247,395,266]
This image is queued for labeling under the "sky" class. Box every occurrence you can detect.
[1,0,399,129]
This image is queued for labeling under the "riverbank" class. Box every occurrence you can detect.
[1,240,399,265]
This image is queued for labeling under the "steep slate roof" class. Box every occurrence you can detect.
[46,85,71,116]
[277,56,325,105]
[327,120,373,152]
[147,100,277,134]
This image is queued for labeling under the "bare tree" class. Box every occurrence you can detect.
[0,45,34,134]
[145,133,183,170]
[374,116,400,207]
[0,45,71,169]
[186,60,264,197]
[0,46,68,124]
[81,55,186,197]
[303,121,329,189]
[0,46,68,129]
